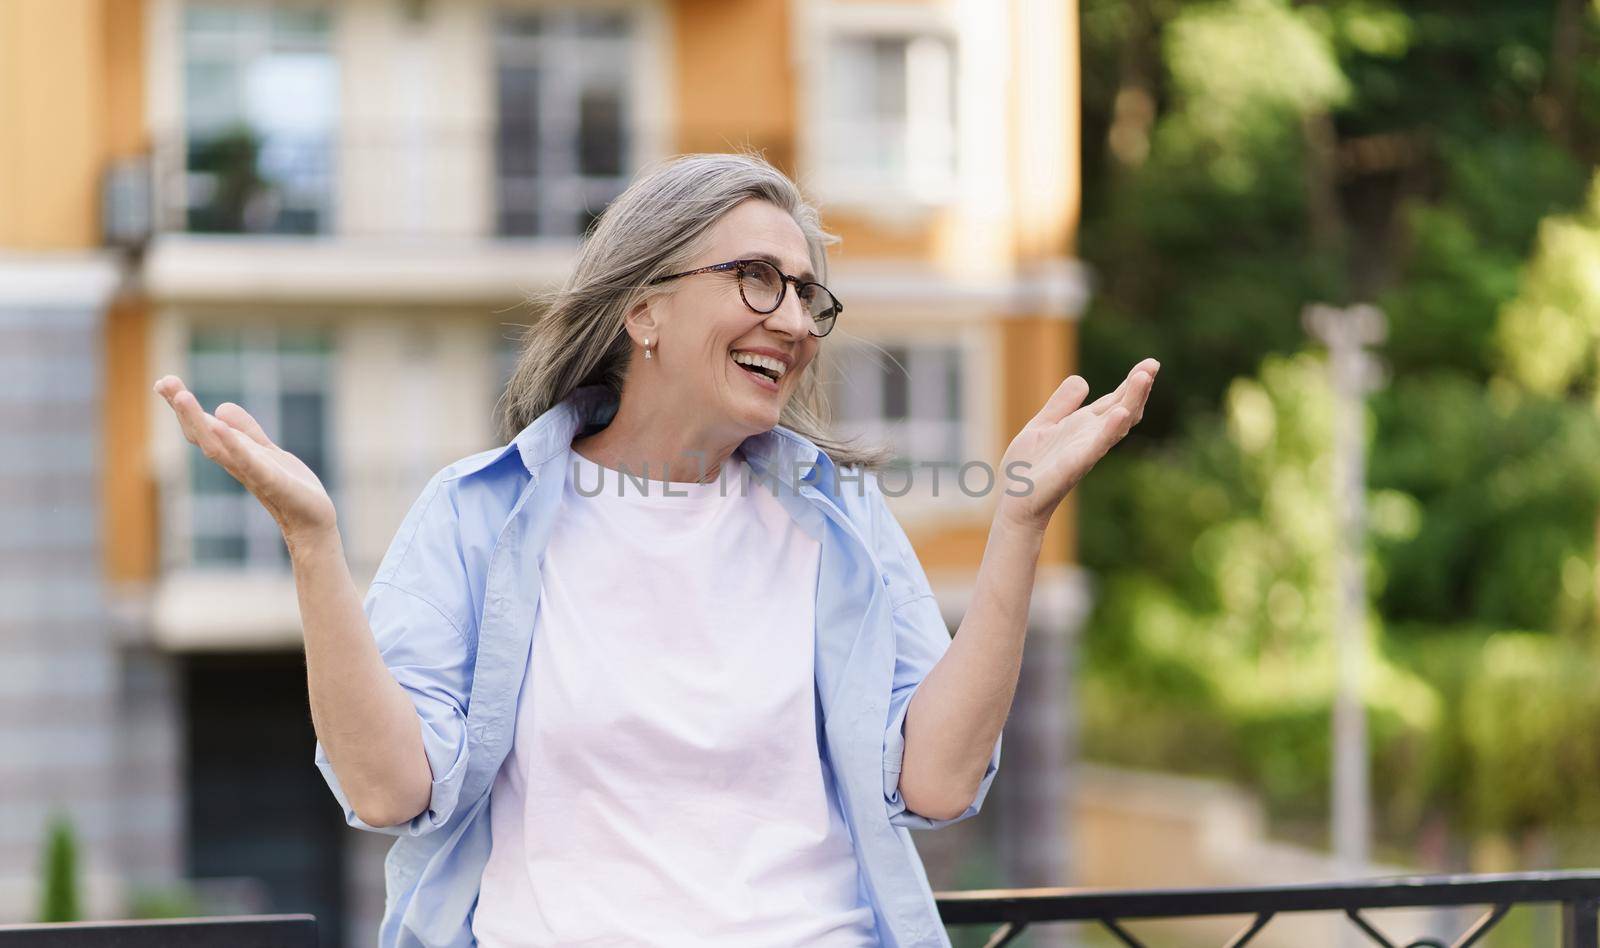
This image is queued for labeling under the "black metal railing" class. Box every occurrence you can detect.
[936,871,1600,948]
[0,914,315,947]
[6,874,1597,947]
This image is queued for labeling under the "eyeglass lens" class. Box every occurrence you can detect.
[738,261,839,335]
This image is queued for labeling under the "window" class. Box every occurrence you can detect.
[820,32,956,200]
[830,342,966,468]
[185,326,334,568]
[495,10,639,237]
[181,4,338,234]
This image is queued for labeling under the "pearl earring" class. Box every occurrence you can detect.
[643,338,653,360]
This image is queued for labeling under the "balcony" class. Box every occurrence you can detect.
[109,127,592,304]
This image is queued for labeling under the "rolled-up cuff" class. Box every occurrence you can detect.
[882,681,1003,830]
[313,712,469,837]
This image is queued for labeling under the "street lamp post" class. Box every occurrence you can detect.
[1303,302,1387,880]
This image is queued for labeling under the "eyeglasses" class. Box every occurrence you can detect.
[648,258,843,337]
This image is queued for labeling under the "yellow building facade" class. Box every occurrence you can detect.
[1,0,1084,935]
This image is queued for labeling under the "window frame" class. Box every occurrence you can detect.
[178,323,337,572]
[823,325,994,519]
[795,1,963,211]
[175,1,341,235]
[490,4,656,239]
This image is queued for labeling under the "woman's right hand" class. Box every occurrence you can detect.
[153,374,338,544]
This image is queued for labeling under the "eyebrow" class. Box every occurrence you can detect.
[740,251,816,284]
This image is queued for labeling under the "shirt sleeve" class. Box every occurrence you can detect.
[863,476,1003,830]
[313,581,474,837]
[312,472,477,837]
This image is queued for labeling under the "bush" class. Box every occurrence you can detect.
[38,813,80,923]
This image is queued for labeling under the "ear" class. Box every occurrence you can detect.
[623,296,662,348]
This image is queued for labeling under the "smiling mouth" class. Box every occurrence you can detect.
[731,350,787,384]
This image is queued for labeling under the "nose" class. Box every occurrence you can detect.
[762,280,812,339]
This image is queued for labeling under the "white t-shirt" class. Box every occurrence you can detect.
[471,448,878,947]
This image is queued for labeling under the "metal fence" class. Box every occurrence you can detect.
[936,871,1600,948]
[6,873,1598,947]
[0,915,316,948]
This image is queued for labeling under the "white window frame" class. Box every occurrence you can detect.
[832,342,966,467]
[491,3,662,238]
[177,323,336,572]
[822,325,995,521]
[170,1,341,235]
[795,1,962,211]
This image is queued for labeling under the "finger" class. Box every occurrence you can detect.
[154,376,202,443]
[1089,360,1161,416]
[1096,405,1134,454]
[205,413,272,483]
[215,402,276,449]
[162,385,206,447]
[1122,368,1155,421]
[1032,375,1091,426]
[152,375,182,399]
[171,389,234,465]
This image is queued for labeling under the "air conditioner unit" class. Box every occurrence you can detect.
[102,155,154,248]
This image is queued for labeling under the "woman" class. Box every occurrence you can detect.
[153,152,1157,948]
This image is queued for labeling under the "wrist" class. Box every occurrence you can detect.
[285,522,343,560]
[991,504,1049,546]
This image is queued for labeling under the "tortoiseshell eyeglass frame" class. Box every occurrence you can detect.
[648,258,843,337]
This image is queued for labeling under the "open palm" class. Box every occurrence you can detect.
[996,359,1159,532]
[153,374,337,541]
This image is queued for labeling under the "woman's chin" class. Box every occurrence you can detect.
[726,398,783,436]
[717,381,777,421]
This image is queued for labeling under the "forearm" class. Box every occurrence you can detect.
[289,527,432,826]
[897,514,1044,819]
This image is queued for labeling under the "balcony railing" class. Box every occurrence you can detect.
[935,871,1600,948]
[102,126,644,245]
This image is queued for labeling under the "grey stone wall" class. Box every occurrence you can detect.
[0,297,122,921]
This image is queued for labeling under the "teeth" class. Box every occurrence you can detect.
[731,351,787,379]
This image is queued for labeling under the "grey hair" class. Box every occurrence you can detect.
[495,151,890,468]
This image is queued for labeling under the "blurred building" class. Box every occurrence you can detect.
[0,0,1085,943]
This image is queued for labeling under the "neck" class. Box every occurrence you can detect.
[573,384,743,483]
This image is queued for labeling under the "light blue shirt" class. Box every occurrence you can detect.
[314,385,1002,947]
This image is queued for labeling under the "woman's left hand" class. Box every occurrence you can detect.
[994,358,1159,535]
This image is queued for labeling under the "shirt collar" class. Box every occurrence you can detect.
[479,385,830,488]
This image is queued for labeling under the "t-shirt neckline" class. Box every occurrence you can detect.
[565,447,748,505]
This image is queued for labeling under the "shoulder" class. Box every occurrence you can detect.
[827,465,936,608]
[370,445,533,621]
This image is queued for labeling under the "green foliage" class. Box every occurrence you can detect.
[1076,0,1600,850]
[1370,373,1600,632]
[1377,134,1583,379]
[1462,634,1600,831]
[1164,0,1349,163]
[1498,174,1600,399]
[185,124,266,234]
[1077,0,1350,436]
[1379,203,1521,377]
[38,813,80,923]
[1082,354,1441,830]
[1315,1,1414,61]
[126,883,205,919]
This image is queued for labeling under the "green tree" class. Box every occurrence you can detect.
[1075,0,1600,851]
[1082,354,1441,832]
